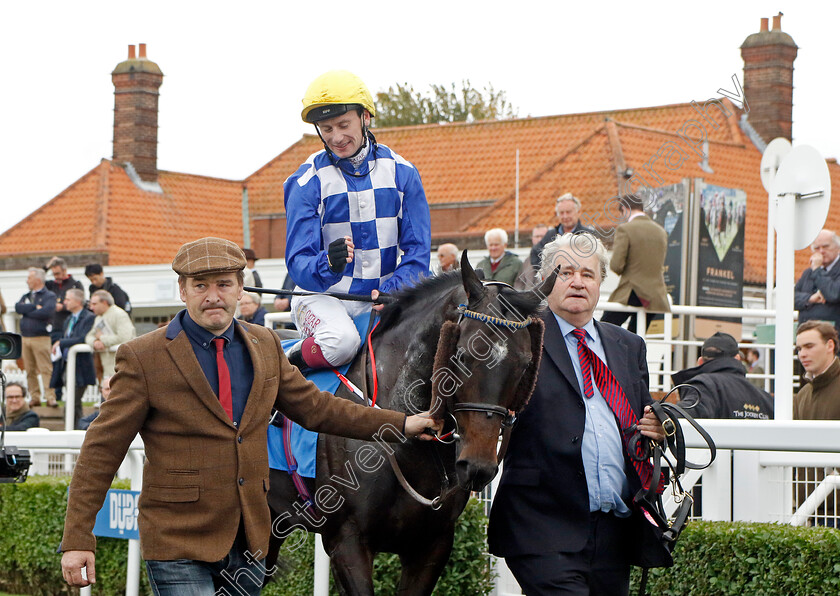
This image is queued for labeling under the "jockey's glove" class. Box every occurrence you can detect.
[327,238,349,273]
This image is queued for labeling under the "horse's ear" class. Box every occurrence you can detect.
[533,262,561,302]
[460,250,485,304]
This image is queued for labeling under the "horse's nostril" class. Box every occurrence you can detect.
[455,460,498,492]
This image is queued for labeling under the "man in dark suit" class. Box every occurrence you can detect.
[489,232,665,595]
[61,237,441,595]
[795,229,840,330]
[601,194,670,330]
[49,288,96,429]
[529,193,595,271]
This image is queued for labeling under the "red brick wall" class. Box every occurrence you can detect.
[741,43,798,143]
[112,71,163,182]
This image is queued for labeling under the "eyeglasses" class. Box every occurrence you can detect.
[6,395,24,400]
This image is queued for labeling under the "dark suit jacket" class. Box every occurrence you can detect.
[488,312,652,557]
[62,318,406,562]
[50,308,96,389]
[794,264,840,329]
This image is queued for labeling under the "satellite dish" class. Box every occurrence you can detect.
[761,137,792,193]
[772,145,832,250]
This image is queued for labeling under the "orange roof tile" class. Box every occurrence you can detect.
[0,160,244,265]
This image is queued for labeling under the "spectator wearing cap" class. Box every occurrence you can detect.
[60,236,442,594]
[237,292,267,326]
[601,194,670,330]
[85,264,132,317]
[45,257,86,343]
[794,321,840,420]
[476,228,522,286]
[528,193,595,270]
[85,290,136,378]
[15,267,58,407]
[241,248,263,296]
[672,332,773,420]
[0,383,40,431]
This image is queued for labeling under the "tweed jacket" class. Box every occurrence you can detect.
[62,318,406,562]
[608,214,670,313]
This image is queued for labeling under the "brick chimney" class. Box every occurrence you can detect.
[740,13,798,143]
[111,44,164,182]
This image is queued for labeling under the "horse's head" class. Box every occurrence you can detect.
[430,252,557,492]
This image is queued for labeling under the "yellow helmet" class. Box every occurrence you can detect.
[301,70,376,124]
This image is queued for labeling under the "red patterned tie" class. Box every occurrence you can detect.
[572,328,663,492]
[213,338,233,420]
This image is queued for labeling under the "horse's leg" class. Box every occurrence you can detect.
[325,529,375,596]
[396,531,455,596]
[264,469,316,585]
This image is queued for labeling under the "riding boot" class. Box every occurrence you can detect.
[285,343,311,375]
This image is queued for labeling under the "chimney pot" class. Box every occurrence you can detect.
[139,43,146,58]
[772,13,782,30]
[760,18,769,32]
[128,45,136,59]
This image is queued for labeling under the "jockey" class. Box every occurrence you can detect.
[284,70,431,372]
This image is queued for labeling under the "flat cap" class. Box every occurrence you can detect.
[701,332,739,359]
[172,237,246,276]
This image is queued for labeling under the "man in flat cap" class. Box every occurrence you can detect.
[672,332,774,420]
[60,237,441,595]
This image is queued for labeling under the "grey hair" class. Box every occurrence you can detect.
[65,288,85,302]
[27,267,46,281]
[540,232,608,282]
[437,243,459,257]
[92,289,115,306]
[484,228,508,246]
[240,292,261,305]
[46,256,67,270]
[555,192,581,210]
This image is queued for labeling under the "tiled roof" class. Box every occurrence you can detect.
[0,160,243,265]
[247,102,744,215]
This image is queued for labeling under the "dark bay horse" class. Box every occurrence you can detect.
[266,254,555,595]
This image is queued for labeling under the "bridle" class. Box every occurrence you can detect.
[386,282,533,509]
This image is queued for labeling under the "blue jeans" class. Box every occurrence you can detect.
[145,526,266,596]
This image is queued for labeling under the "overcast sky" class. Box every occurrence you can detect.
[1,1,837,235]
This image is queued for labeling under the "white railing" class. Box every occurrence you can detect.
[7,432,144,596]
[64,344,119,432]
[490,419,840,595]
[597,300,790,394]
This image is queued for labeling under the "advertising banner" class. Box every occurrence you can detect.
[693,181,746,338]
[92,489,140,540]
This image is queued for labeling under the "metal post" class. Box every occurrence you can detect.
[126,450,144,596]
[774,193,795,420]
[314,534,329,596]
[514,149,520,248]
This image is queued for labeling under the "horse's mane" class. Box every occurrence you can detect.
[377,272,463,332]
[377,272,545,333]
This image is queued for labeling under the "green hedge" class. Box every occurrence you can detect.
[631,521,840,595]
[0,478,493,595]
[0,475,150,596]
[263,497,495,596]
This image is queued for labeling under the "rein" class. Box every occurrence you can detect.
[243,286,393,304]
[384,294,534,509]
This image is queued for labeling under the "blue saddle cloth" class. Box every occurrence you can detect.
[267,313,372,478]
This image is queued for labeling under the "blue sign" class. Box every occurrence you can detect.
[93,489,140,540]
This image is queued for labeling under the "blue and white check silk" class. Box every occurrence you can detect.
[284,141,431,295]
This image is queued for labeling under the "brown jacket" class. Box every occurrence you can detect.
[61,319,405,562]
[608,214,670,313]
[794,357,840,420]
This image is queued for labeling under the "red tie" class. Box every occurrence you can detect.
[572,328,663,492]
[213,338,233,420]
